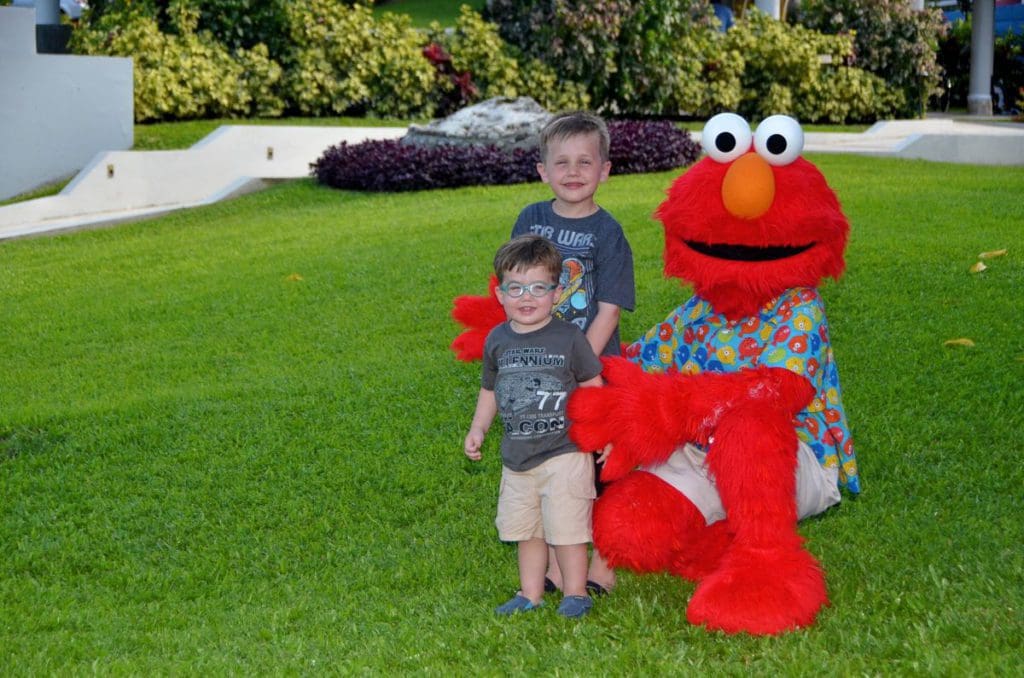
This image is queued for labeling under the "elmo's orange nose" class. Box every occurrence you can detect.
[721,152,775,219]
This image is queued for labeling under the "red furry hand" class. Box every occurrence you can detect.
[450,275,505,362]
[568,357,701,482]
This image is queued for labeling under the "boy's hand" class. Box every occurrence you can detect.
[464,430,484,461]
[595,443,612,466]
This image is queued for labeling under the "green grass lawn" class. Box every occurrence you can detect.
[2,156,1022,673]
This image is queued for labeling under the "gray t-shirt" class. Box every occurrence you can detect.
[512,201,636,356]
[482,319,603,471]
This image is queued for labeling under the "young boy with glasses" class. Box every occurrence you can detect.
[463,235,607,618]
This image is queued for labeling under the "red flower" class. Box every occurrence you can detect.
[453,71,479,98]
[422,42,451,66]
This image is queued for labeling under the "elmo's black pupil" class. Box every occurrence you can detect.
[767,134,787,155]
[717,133,736,153]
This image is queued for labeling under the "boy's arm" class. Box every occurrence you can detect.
[464,388,497,461]
[584,302,621,356]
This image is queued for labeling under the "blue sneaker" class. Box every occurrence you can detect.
[495,594,542,616]
[557,595,593,618]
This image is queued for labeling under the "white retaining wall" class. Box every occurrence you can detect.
[0,6,133,200]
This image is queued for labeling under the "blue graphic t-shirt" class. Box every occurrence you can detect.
[624,288,860,494]
[512,201,635,356]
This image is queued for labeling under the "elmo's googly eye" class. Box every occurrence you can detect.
[702,113,752,164]
[753,115,804,166]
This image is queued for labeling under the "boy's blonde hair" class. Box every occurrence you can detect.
[493,235,563,282]
[539,111,610,163]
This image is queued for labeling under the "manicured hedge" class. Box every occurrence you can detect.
[607,120,701,174]
[73,1,948,124]
[312,120,701,192]
[798,0,947,118]
[311,141,537,192]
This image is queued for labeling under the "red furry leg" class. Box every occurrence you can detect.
[686,404,828,635]
[594,471,730,581]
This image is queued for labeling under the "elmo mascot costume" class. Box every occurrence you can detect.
[452,113,860,635]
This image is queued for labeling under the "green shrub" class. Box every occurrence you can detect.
[484,0,728,116]
[236,43,287,118]
[190,0,292,59]
[484,0,620,105]
[71,2,286,122]
[71,7,283,122]
[427,6,589,113]
[605,0,733,116]
[281,0,436,118]
[724,10,900,123]
[800,63,904,123]
[796,0,946,118]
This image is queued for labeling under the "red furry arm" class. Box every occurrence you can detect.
[568,358,815,481]
[450,275,505,362]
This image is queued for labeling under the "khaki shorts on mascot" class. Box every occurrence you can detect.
[452,113,861,635]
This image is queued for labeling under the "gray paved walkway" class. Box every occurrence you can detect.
[1,116,1022,241]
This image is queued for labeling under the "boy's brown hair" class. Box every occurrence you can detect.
[493,235,563,282]
[539,111,610,163]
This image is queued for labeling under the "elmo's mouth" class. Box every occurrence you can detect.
[685,241,814,262]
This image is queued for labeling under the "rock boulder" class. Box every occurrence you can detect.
[403,97,552,152]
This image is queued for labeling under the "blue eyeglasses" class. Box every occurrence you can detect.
[499,281,558,298]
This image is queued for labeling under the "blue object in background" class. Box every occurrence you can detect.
[945,4,1024,36]
[712,2,734,32]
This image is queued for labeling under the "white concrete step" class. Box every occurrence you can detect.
[0,125,406,240]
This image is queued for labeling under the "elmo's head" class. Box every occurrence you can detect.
[656,114,849,320]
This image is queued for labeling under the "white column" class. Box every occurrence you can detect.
[35,0,60,24]
[968,0,995,116]
[909,0,924,11]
